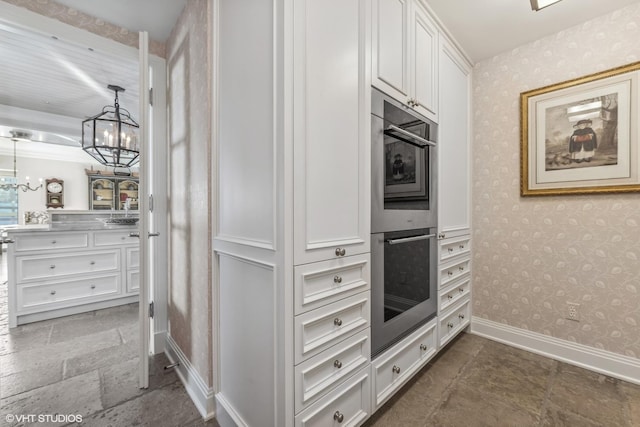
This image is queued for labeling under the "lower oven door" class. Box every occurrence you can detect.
[371,228,438,357]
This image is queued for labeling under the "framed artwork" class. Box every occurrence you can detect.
[520,61,640,196]
[384,122,428,199]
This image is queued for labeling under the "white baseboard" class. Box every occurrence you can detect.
[165,334,216,420]
[471,317,640,385]
[215,393,249,427]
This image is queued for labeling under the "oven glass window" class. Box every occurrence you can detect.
[383,229,433,322]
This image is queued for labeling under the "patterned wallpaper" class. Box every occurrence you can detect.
[3,0,166,57]
[472,4,640,359]
[166,0,212,387]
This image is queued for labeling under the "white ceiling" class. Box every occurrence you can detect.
[426,0,640,63]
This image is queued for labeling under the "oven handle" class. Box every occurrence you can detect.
[386,233,436,245]
[385,124,436,148]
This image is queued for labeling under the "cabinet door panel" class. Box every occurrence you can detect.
[411,1,438,120]
[293,0,370,265]
[373,0,409,98]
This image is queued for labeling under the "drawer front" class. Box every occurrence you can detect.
[440,236,471,262]
[295,329,370,413]
[17,274,120,312]
[439,257,470,289]
[17,250,120,282]
[94,230,139,246]
[14,232,89,252]
[127,270,139,293]
[295,254,370,315]
[373,319,437,408]
[439,276,471,313]
[295,292,370,364]
[439,299,471,347]
[295,367,370,427]
[126,247,140,270]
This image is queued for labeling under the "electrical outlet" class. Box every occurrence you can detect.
[566,302,580,322]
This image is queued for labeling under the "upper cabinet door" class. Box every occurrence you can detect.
[410,1,438,121]
[372,0,410,99]
[293,0,371,265]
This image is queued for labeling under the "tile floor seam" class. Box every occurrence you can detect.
[46,323,54,345]
[536,359,560,426]
[619,380,632,426]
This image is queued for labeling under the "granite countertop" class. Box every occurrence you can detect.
[4,222,138,233]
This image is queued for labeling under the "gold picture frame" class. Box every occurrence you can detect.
[521,61,640,196]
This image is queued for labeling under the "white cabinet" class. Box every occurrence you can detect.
[293,0,370,266]
[372,0,438,121]
[7,229,139,327]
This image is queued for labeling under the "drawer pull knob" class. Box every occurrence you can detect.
[448,248,453,253]
[50,290,56,295]
[420,344,428,351]
[392,365,401,374]
[333,275,342,284]
[459,288,465,293]
[333,411,344,423]
[460,245,465,249]
[121,237,126,240]
[90,261,96,265]
[459,266,464,271]
[447,271,453,276]
[335,248,346,257]
[459,314,465,320]
[447,294,453,300]
[51,240,57,244]
[50,265,56,269]
[333,318,343,327]
[334,359,342,369]
[90,285,96,289]
[447,322,454,328]
[438,233,446,239]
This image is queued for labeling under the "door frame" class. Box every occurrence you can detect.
[0,1,169,385]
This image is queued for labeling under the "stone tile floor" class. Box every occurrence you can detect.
[364,332,640,427]
[0,276,219,427]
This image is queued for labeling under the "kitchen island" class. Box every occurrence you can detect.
[6,211,140,327]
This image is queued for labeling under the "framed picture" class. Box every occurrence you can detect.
[384,123,427,199]
[521,61,640,196]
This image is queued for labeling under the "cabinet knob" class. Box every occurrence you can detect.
[438,233,446,239]
[460,245,465,249]
[448,248,453,253]
[459,314,465,320]
[447,271,453,276]
[334,359,342,369]
[392,365,401,374]
[459,266,464,271]
[51,240,57,244]
[121,236,126,240]
[50,290,56,295]
[333,318,343,327]
[333,275,342,284]
[334,248,346,257]
[90,261,96,265]
[459,288,465,293]
[420,344,428,351]
[90,285,96,289]
[50,265,56,269]
[447,294,453,300]
[447,322,454,328]
[333,411,344,423]
[413,100,421,108]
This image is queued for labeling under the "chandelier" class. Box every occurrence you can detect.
[82,84,140,168]
[0,131,43,193]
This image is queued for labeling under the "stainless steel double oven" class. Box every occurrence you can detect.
[371,88,438,357]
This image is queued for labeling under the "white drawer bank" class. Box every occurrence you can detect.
[7,228,139,327]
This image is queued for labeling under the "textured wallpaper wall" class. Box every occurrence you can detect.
[166,0,212,387]
[3,0,166,57]
[472,4,640,359]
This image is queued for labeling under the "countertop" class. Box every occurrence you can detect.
[3,222,138,233]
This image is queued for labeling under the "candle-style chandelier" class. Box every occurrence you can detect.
[0,131,43,192]
[81,84,140,168]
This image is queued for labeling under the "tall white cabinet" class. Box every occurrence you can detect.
[213,0,471,426]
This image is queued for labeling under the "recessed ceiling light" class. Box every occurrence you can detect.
[530,0,563,11]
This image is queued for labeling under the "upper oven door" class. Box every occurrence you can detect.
[371,89,437,233]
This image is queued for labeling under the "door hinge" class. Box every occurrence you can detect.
[149,87,153,106]
[149,301,154,318]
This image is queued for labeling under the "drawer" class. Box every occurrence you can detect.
[295,329,370,413]
[94,230,140,246]
[439,299,471,347]
[127,270,139,293]
[17,250,120,282]
[294,254,370,315]
[126,247,140,269]
[372,319,437,408]
[440,236,471,262]
[438,276,471,314]
[17,274,121,312]
[14,232,89,252]
[295,291,370,364]
[295,366,370,427]
[439,257,470,289]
